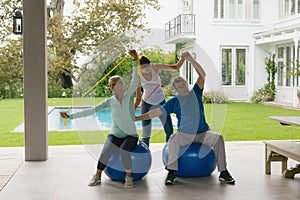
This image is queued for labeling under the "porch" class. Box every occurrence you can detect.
[0,142,299,200]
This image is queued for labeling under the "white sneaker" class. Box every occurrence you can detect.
[88,174,101,186]
[124,176,133,188]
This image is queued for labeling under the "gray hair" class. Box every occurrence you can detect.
[172,76,187,88]
[109,75,124,85]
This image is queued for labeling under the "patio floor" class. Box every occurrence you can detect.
[0,142,299,200]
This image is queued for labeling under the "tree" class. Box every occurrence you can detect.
[265,53,276,91]
[264,52,277,100]
[47,0,159,93]
[0,39,23,98]
[0,0,23,98]
[251,52,277,103]
[0,0,160,98]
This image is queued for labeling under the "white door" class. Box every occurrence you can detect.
[221,46,248,101]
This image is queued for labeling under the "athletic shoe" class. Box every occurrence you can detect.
[165,171,176,185]
[124,176,134,188]
[219,169,235,184]
[88,174,101,186]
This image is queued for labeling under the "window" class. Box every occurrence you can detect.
[286,46,291,86]
[291,0,296,15]
[279,0,300,18]
[292,46,299,86]
[296,46,300,87]
[222,47,246,86]
[228,0,235,19]
[214,0,260,22]
[292,46,300,87]
[236,49,246,85]
[252,0,260,19]
[237,0,245,19]
[277,47,284,86]
[277,62,284,86]
[214,0,219,18]
[222,49,232,85]
[183,0,193,13]
[277,45,300,87]
[184,61,193,85]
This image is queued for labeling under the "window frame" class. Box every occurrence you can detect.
[214,0,260,22]
[221,46,247,86]
[279,0,300,19]
[276,45,300,87]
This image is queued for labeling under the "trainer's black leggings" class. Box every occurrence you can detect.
[97,134,138,170]
[141,99,173,146]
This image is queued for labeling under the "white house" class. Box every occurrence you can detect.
[164,0,300,106]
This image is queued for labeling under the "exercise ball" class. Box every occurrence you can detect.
[162,143,216,177]
[104,140,152,181]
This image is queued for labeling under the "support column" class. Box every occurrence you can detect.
[293,37,299,108]
[23,0,48,161]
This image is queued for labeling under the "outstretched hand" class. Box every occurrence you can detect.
[129,49,138,60]
[181,51,193,62]
[60,112,70,119]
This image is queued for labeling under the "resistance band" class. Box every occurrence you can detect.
[63,54,141,126]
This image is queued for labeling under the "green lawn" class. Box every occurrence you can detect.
[0,98,299,147]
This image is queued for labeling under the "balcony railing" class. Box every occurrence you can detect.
[165,14,196,41]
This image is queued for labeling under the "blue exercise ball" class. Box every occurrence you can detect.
[162,143,216,177]
[104,140,152,181]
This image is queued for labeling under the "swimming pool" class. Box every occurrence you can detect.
[14,107,177,132]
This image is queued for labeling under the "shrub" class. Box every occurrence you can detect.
[202,91,228,104]
[163,85,176,97]
[251,84,276,103]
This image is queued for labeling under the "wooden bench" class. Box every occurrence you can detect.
[264,140,300,178]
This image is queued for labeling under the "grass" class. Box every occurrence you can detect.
[0,98,300,147]
[214,103,300,141]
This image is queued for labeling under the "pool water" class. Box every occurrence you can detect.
[48,107,169,131]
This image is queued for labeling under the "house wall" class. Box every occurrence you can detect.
[175,0,295,102]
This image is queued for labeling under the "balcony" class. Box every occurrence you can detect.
[165,14,196,44]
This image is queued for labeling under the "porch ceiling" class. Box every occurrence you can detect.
[253,23,300,45]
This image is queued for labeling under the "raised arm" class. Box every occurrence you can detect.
[127,50,139,95]
[135,108,162,121]
[60,99,110,119]
[182,52,206,89]
[152,55,185,72]
[134,79,142,110]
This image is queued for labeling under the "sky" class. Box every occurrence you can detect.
[52,0,178,29]
[143,0,178,29]
[46,0,178,56]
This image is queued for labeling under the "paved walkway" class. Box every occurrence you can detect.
[0,147,23,192]
[0,142,299,200]
[262,101,300,110]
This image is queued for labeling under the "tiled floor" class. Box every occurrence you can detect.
[0,142,299,200]
[0,147,23,192]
